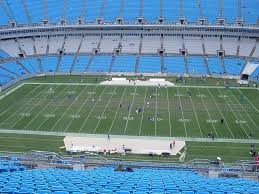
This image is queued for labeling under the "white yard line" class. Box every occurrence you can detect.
[36,86,71,131]
[197,88,218,137]
[93,87,117,134]
[223,89,253,134]
[0,84,42,118]
[0,83,24,101]
[139,87,148,136]
[166,87,172,137]
[217,88,249,138]
[123,86,137,135]
[176,87,187,137]
[49,85,89,132]
[229,90,258,131]
[207,88,235,138]
[108,87,127,135]
[65,85,99,133]
[10,86,58,128]
[187,88,203,137]
[78,86,108,133]
[237,89,259,113]
[155,87,158,136]
[22,85,63,130]
[93,87,117,133]
[0,85,45,127]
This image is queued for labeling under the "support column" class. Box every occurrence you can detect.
[78,0,86,24]
[21,0,32,24]
[59,0,67,25]
[179,0,182,17]
[96,0,106,24]
[158,0,164,23]
[137,0,145,24]
[178,0,186,24]
[139,0,143,17]
[197,0,206,25]
[217,0,225,25]
[218,0,222,18]
[236,0,244,25]
[42,0,48,24]
[116,0,124,24]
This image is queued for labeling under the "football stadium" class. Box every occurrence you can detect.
[0,0,259,193]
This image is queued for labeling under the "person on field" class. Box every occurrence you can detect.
[220,118,224,124]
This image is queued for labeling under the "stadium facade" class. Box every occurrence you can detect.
[0,1,259,193]
[0,0,258,89]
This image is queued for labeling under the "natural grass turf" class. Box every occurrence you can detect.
[0,83,258,139]
[0,76,258,163]
[0,133,256,163]
[0,133,64,153]
[24,75,256,87]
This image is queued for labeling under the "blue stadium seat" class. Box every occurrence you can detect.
[59,55,74,72]
[164,56,186,74]
[88,55,112,73]
[112,56,136,72]
[138,56,161,73]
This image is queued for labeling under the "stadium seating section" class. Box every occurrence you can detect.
[1,55,254,86]
[0,166,258,194]
[0,0,258,24]
[0,159,26,173]
[0,1,258,86]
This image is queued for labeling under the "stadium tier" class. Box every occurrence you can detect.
[0,166,258,194]
[0,0,258,24]
[0,1,258,188]
[0,55,255,85]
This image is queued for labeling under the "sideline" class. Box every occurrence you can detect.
[24,82,258,90]
[0,83,24,100]
[0,129,258,144]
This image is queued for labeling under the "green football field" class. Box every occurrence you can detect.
[0,82,258,139]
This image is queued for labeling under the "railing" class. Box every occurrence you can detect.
[0,150,258,177]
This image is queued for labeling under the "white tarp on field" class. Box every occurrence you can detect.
[100,79,174,87]
[64,136,185,156]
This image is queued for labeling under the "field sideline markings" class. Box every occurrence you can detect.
[217,88,249,138]
[138,87,148,136]
[78,86,108,133]
[123,86,137,135]
[187,88,203,137]
[207,88,234,138]
[229,89,259,131]
[49,85,89,132]
[166,87,172,137]
[0,85,45,127]
[24,82,258,90]
[22,85,63,130]
[36,85,71,131]
[1,129,259,143]
[108,87,127,135]
[64,85,99,132]
[0,83,24,101]
[197,88,218,137]
[176,87,187,137]
[223,89,254,134]
[0,84,41,118]
[93,87,117,134]
[237,89,259,113]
